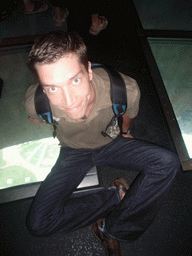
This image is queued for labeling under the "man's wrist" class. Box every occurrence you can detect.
[122,129,130,135]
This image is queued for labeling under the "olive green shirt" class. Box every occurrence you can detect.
[24,68,140,149]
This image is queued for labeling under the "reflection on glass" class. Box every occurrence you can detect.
[148,39,192,158]
[0,138,60,189]
[0,47,58,189]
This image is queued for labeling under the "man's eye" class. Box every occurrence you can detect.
[49,86,58,92]
[73,77,80,85]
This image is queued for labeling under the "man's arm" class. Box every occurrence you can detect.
[24,84,43,124]
[28,116,42,124]
[120,73,140,139]
[122,114,133,138]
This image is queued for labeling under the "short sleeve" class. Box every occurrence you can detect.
[24,84,43,122]
[121,73,141,118]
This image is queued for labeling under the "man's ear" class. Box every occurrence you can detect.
[88,61,93,81]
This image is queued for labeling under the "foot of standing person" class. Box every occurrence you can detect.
[89,13,108,35]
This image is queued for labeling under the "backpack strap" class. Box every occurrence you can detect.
[91,63,127,117]
[91,63,127,137]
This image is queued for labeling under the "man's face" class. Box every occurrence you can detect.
[36,53,94,121]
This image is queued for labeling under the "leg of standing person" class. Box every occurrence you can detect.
[65,1,108,36]
[88,1,108,36]
[24,0,48,14]
[49,0,69,27]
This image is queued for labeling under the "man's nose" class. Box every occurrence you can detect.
[62,87,74,107]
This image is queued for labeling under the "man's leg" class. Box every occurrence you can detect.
[26,146,120,236]
[93,136,180,242]
[27,137,180,240]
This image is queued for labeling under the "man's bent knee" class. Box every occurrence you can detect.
[26,211,58,236]
[154,149,180,182]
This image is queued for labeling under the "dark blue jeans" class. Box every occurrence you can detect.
[26,136,180,242]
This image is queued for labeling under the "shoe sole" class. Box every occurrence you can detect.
[92,222,103,243]
[92,223,124,256]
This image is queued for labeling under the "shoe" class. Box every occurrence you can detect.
[24,2,48,14]
[110,177,129,200]
[92,178,129,255]
[92,219,123,256]
[89,16,108,36]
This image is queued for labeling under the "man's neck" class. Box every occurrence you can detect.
[74,81,96,123]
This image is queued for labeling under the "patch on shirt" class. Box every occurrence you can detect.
[53,116,60,122]
[105,117,120,139]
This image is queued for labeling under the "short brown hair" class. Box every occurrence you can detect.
[28,31,88,73]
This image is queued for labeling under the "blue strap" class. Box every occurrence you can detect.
[39,112,53,124]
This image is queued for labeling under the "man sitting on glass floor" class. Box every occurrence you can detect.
[24,30,180,256]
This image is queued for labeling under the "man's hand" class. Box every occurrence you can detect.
[28,116,42,125]
[122,133,134,139]
[122,114,133,139]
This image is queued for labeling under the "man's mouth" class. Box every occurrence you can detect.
[65,102,82,112]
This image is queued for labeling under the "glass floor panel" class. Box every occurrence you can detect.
[148,38,192,159]
[0,46,59,189]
